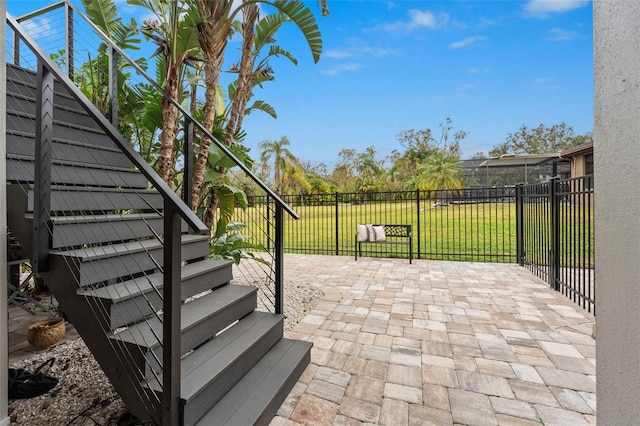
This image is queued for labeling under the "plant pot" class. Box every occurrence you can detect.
[27,318,65,349]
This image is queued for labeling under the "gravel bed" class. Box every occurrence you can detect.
[8,282,323,425]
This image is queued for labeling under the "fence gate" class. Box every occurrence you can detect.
[517,176,595,313]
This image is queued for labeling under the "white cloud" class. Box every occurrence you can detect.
[381,9,449,34]
[468,66,490,74]
[524,0,590,17]
[320,62,363,76]
[545,28,580,41]
[449,36,486,49]
[325,39,399,59]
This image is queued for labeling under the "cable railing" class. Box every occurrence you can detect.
[12,0,298,305]
[6,2,299,423]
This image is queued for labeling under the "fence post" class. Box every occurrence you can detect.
[108,45,118,125]
[162,201,181,425]
[549,177,561,291]
[182,119,193,207]
[515,184,524,266]
[32,60,54,273]
[335,191,339,255]
[65,2,74,80]
[274,203,284,314]
[416,189,421,259]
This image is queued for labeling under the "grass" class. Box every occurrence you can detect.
[233,197,595,267]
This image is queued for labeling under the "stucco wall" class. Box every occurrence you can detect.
[594,1,640,424]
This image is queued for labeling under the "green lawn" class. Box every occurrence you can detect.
[236,200,520,263]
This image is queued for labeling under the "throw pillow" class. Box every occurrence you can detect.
[356,224,369,242]
[373,225,386,242]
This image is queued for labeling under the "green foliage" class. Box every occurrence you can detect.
[388,118,465,191]
[209,222,269,265]
[490,122,593,156]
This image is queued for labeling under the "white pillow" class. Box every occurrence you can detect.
[366,224,375,241]
[372,225,386,242]
[356,224,369,242]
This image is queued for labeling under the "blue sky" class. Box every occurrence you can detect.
[8,0,594,168]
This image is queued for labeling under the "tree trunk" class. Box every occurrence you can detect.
[191,0,233,211]
[157,65,180,185]
[223,3,258,148]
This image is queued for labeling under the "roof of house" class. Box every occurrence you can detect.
[559,142,594,158]
[478,153,568,168]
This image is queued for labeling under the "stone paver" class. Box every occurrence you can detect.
[266,255,596,425]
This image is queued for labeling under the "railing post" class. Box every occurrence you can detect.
[516,184,524,266]
[274,202,284,314]
[335,191,339,256]
[65,1,74,80]
[108,45,118,125]
[549,177,561,291]
[32,60,54,273]
[13,31,20,66]
[416,189,421,259]
[183,119,193,207]
[162,200,182,425]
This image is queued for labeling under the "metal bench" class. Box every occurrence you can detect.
[355,224,413,263]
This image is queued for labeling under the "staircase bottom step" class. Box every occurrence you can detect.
[194,338,312,426]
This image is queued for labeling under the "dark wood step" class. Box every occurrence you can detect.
[111,284,258,377]
[7,92,102,129]
[7,130,131,168]
[146,311,284,425]
[44,212,184,248]
[48,234,210,287]
[79,259,233,329]
[194,338,312,426]
[7,108,108,138]
[13,184,164,213]
[6,155,149,188]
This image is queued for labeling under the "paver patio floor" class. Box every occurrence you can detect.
[272,255,596,426]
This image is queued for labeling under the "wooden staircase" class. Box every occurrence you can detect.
[5,62,311,425]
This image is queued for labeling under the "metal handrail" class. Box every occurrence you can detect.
[7,12,208,235]
[60,0,300,220]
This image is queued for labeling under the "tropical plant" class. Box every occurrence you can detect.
[127,0,201,185]
[258,136,298,192]
[209,222,269,265]
[411,151,464,195]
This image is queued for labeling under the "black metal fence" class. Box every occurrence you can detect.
[235,187,518,263]
[235,178,595,312]
[517,175,595,313]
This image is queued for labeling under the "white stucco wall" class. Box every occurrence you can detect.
[1,0,9,424]
[594,1,640,424]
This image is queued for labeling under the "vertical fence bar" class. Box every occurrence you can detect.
[549,177,560,290]
[65,2,74,80]
[516,184,524,265]
[162,201,182,426]
[32,60,54,273]
[416,189,421,259]
[275,202,284,314]
[335,192,339,255]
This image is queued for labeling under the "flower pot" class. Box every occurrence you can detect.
[27,318,65,349]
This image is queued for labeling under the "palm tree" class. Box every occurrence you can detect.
[128,0,201,185]
[411,152,464,194]
[190,0,324,211]
[258,136,297,192]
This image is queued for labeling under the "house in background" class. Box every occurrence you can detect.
[560,142,594,205]
[560,141,594,180]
